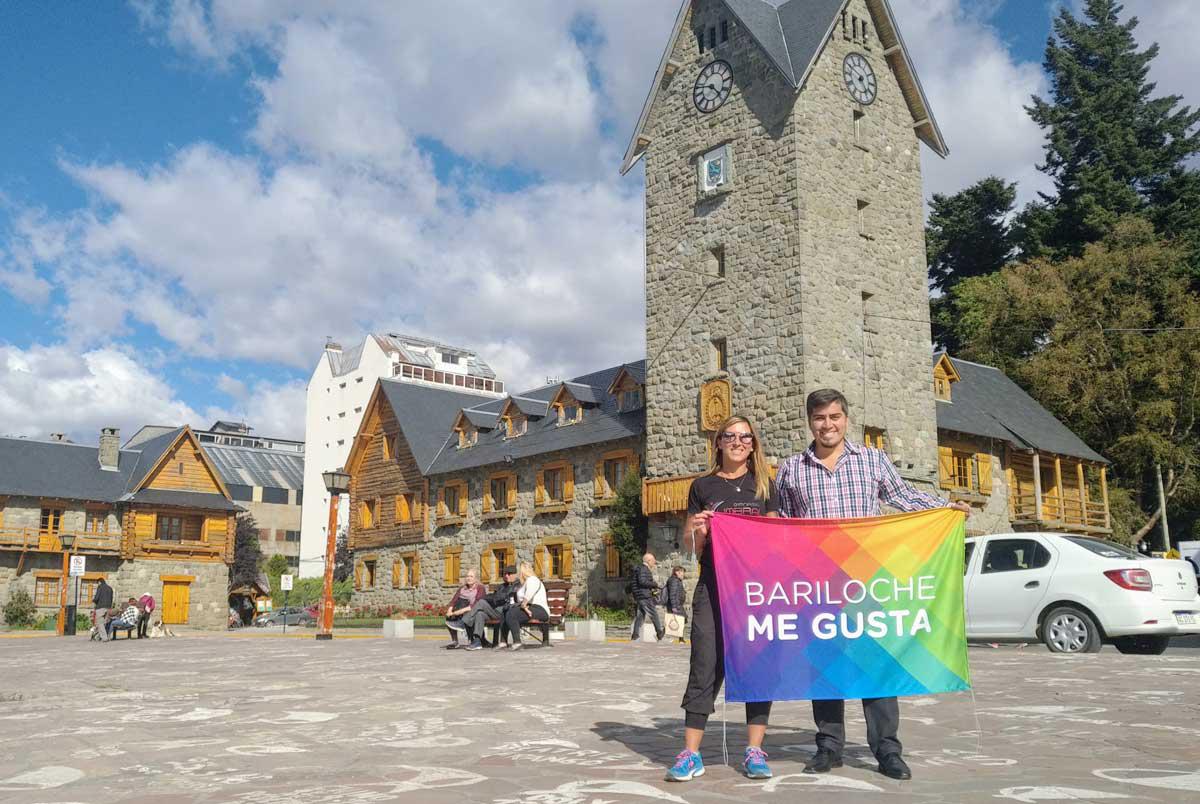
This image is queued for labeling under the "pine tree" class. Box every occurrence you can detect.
[1023,0,1200,258]
[926,177,1017,352]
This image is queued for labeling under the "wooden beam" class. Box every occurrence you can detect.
[1100,467,1110,529]
[883,44,902,56]
[912,118,930,129]
[1054,456,1063,522]
[1076,462,1088,525]
[1032,452,1043,523]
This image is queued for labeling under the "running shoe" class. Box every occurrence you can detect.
[447,620,466,631]
[510,642,523,651]
[665,750,705,782]
[464,639,483,651]
[743,746,772,779]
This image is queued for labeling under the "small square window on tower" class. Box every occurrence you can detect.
[857,199,871,238]
[712,337,728,372]
[697,144,735,198]
[707,245,726,278]
[720,19,729,43]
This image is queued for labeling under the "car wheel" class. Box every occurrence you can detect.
[1041,606,1101,654]
[1112,635,1170,655]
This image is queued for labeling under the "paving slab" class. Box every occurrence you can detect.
[0,634,1198,803]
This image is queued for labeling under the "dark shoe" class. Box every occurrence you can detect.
[803,749,843,774]
[877,753,911,780]
[464,640,483,651]
[443,642,459,650]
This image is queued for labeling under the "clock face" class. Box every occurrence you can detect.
[693,60,733,113]
[843,52,877,105]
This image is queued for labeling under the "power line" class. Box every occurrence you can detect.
[864,312,1200,334]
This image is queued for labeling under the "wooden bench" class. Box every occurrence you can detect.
[485,581,571,648]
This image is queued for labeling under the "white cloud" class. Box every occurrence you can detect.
[0,343,200,441]
[1116,1,1200,133]
[206,377,307,440]
[890,0,1051,207]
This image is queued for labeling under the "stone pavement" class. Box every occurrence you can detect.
[1,634,1199,803]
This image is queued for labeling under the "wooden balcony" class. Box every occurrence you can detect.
[0,528,121,554]
[1007,453,1112,534]
[1010,492,1111,534]
[642,474,701,515]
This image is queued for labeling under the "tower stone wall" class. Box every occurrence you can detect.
[642,0,939,488]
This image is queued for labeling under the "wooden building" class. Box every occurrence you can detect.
[0,426,240,628]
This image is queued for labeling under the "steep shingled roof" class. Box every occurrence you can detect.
[427,361,647,475]
[935,355,1107,464]
[621,0,948,173]
[376,381,497,474]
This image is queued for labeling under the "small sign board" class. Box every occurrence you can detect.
[69,555,87,577]
[281,574,294,591]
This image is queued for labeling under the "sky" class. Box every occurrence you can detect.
[1,0,1197,444]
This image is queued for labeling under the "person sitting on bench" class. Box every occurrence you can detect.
[505,561,549,652]
[463,565,520,651]
[444,569,486,649]
[107,598,140,639]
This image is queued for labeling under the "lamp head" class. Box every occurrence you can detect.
[322,469,351,495]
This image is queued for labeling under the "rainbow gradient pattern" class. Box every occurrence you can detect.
[710,508,970,702]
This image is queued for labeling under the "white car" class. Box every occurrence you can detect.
[964,532,1200,654]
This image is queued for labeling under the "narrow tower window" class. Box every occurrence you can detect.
[712,337,728,372]
[720,20,729,43]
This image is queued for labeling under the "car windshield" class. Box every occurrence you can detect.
[1063,535,1140,559]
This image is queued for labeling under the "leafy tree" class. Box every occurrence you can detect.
[265,553,290,580]
[608,470,648,569]
[926,177,1017,351]
[3,589,37,628]
[1023,0,1200,259]
[229,513,263,588]
[952,219,1200,542]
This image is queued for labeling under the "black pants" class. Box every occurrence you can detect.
[504,604,548,644]
[137,612,150,638]
[681,574,771,730]
[812,697,901,760]
[631,598,663,640]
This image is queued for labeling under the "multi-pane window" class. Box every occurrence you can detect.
[490,476,508,509]
[363,559,377,588]
[284,530,301,542]
[618,387,643,412]
[934,375,952,400]
[34,575,60,606]
[443,548,462,585]
[557,403,582,425]
[39,508,62,536]
[394,553,418,588]
[951,451,973,489]
[546,543,565,579]
[79,576,104,605]
[604,537,622,579]
[544,467,565,503]
[443,484,460,516]
[863,427,887,451]
[361,499,377,529]
[85,509,109,534]
[157,516,184,541]
[604,458,628,495]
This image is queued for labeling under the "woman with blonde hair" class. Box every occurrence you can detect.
[506,560,548,651]
[666,414,779,782]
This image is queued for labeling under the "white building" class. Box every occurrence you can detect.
[298,334,504,576]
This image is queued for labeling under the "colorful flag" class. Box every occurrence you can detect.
[710,508,970,702]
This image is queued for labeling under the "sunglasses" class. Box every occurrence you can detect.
[718,432,755,445]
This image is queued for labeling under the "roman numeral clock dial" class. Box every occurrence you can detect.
[842,52,877,105]
[693,59,733,113]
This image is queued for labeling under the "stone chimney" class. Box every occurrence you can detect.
[99,427,120,471]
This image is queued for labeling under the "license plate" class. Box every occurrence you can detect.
[1176,612,1198,626]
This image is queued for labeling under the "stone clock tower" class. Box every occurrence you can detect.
[622,0,949,512]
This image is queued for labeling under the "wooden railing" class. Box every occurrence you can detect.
[1010,493,1110,531]
[0,528,122,553]
[642,474,702,515]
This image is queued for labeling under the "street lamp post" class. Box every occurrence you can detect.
[317,469,351,641]
[57,532,76,636]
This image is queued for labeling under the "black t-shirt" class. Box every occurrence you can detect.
[687,473,779,571]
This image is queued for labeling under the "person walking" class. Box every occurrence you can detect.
[776,388,970,782]
[664,566,687,643]
[92,577,114,642]
[667,414,780,783]
[630,553,664,641]
[505,561,549,651]
[137,592,155,639]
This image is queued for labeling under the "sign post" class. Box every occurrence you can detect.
[65,555,86,636]
[280,574,293,635]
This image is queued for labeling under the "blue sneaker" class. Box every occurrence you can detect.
[743,746,772,779]
[665,749,705,782]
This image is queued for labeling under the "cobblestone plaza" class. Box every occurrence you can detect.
[1,634,1198,802]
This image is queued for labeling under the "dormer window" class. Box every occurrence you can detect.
[457,426,478,449]
[553,399,583,426]
[618,387,643,413]
[933,354,961,402]
[502,414,527,439]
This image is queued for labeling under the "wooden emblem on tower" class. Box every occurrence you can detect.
[700,378,732,431]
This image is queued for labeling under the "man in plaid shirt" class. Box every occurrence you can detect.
[777,388,969,782]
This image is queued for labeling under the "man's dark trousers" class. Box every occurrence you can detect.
[812,697,901,760]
